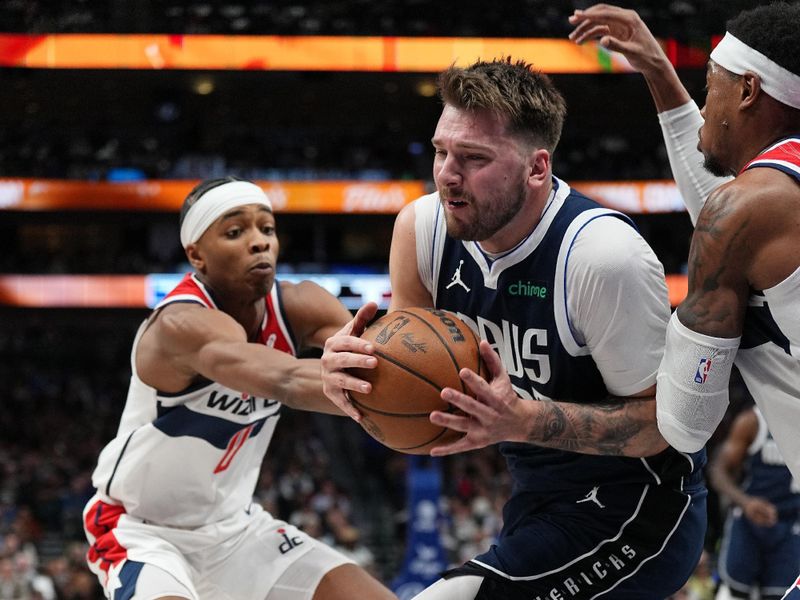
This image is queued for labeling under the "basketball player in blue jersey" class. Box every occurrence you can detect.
[321,59,707,599]
[710,403,800,600]
[82,177,397,600]
[569,3,800,598]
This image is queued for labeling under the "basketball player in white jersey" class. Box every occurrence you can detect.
[570,4,800,598]
[82,177,397,600]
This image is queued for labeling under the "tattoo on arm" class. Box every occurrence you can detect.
[529,398,653,456]
[680,193,749,334]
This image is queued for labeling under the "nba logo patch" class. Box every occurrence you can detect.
[694,358,712,384]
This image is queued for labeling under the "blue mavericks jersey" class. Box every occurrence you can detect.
[431,183,702,494]
[744,408,800,518]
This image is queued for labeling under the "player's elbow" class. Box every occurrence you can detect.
[656,408,709,453]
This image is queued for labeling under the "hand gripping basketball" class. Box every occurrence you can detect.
[348,307,484,454]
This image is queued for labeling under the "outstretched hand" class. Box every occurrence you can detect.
[320,302,379,421]
[429,340,532,456]
[568,4,667,74]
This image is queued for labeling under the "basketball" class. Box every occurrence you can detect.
[348,307,484,454]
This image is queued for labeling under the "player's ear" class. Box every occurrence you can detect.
[185,243,206,273]
[739,71,761,109]
[527,147,551,186]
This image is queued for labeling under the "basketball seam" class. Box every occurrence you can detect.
[390,425,452,451]
[349,392,431,418]
[370,346,444,392]
[350,392,455,451]
[395,309,467,394]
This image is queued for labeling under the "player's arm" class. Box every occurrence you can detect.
[568,4,689,113]
[709,408,778,526]
[431,347,664,457]
[138,303,345,415]
[569,4,732,224]
[656,181,767,452]
[431,217,671,458]
[388,201,435,310]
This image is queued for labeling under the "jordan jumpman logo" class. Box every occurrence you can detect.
[446,260,470,292]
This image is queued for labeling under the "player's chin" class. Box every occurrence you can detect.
[247,272,273,297]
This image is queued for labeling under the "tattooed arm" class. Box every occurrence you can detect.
[429,341,666,457]
[529,390,664,456]
[676,182,751,338]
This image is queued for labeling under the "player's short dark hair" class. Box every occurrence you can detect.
[437,57,567,154]
[179,176,246,229]
[727,2,800,76]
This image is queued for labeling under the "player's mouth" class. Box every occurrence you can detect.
[249,261,273,276]
[442,196,468,209]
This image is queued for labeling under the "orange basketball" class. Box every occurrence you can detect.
[348,307,484,454]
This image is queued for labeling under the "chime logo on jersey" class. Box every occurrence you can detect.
[694,357,713,384]
[507,280,548,299]
[277,528,304,554]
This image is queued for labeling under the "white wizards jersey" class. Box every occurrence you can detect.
[90,273,296,528]
[736,137,800,488]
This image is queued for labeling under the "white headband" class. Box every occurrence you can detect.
[180,181,273,248]
[710,32,800,110]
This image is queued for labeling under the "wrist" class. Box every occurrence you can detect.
[639,53,675,80]
[517,399,539,444]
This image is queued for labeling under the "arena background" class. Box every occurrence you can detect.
[0,1,764,598]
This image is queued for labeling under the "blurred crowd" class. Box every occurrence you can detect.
[0,0,764,39]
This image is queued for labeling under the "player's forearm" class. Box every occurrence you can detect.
[200,344,345,415]
[525,397,668,457]
[709,465,749,508]
[638,56,692,114]
[278,358,347,415]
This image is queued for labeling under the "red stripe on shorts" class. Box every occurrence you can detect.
[85,499,128,572]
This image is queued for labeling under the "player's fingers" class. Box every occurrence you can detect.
[458,368,497,408]
[429,434,486,457]
[478,340,506,381]
[321,388,362,421]
[568,20,609,43]
[322,336,375,364]
[341,390,363,421]
[576,5,634,20]
[428,410,471,432]
[597,35,633,54]
[349,302,379,336]
[332,369,373,394]
[439,387,495,422]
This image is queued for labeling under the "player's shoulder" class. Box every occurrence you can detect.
[709,167,798,214]
[152,300,211,332]
[278,279,349,328]
[410,192,439,217]
[394,191,439,243]
[702,169,800,242]
[569,213,652,270]
[278,278,334,306]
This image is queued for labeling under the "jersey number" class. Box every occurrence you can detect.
[214,424,255,474]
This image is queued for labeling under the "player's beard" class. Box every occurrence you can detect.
[443,178,527,242]
[698,128,733,178]
[702,153,732,178]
